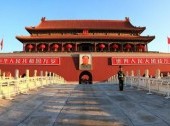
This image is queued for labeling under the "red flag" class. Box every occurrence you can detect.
[1,39,3,50]
[168,37,170,44]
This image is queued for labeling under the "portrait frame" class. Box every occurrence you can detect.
[79,54,92,70]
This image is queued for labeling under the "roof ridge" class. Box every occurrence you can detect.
[43,19,126,22]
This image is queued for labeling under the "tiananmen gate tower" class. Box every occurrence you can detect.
[1,17,170,84]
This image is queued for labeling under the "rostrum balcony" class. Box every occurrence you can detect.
[23,42,147,52]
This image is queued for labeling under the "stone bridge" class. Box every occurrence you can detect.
[0,84,170,126]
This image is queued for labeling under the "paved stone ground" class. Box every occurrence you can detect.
[0,84,170,126]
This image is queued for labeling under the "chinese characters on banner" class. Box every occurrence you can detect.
[112,57,170,65]
[0,57,60,65]
[79,54,92,70]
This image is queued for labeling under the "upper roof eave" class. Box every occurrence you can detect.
[16,35,155,43]
[25,27,145,31]
[25,18,146,34]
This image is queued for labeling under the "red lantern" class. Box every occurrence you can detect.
[112,44,119,51]
[99,44,105,51]
[138,45,144,49]
[125,44,131,52]
[66,44,72,51]
[125,44,131,49]
[27,44,33,52]
[112,44,118,51]
[39,44,46,51]
[112,44,118,49]
[99,44,105,49]
[138,44,144,52]
[52,44,59,51]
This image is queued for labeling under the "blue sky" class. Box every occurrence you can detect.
[0,0,170,53]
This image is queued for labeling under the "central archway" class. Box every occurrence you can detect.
[79,71,92,84]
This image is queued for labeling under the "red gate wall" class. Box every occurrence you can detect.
[0,56,170,82]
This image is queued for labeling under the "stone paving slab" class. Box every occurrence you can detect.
[0,84,169,126]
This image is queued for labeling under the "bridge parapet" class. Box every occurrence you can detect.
[107,69,170,99]
[0,69,66,99]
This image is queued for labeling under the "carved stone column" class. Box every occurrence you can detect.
[94,42,97,52]
[145,44,148,52]
[75,43,77,52]
[61,43,64,52]
[134,44,137,52]
[35,43,37,52]
[121,43,124,52]
[23,43,26,52]
[108,43,110,52]
[48,43,50,52]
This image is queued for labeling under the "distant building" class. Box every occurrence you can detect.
[0,17,170,83]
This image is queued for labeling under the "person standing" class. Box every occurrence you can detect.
[117,66,125,91]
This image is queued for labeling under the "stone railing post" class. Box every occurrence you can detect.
[145,69,149,78]
[45,71,48,77]
[8,72,12,79]
[15,69,19,94]
[123,71,127,86]
[26,69,29,78]
[129,70,134,88]
[39,71,44,88]
[137,69,140,77]
[49,72,52,77]
[130,70,134,77]
[2,72,5,79]
[0,69,1,77]
[15,69,19,79]
[137,69,141,90]
[45,71,48,85]
[25,69,30,91]
[155,69,161,79]
[49,72,52,84]
[34,70,37,77]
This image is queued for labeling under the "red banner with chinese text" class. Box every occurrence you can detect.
[0,57,60,65]
[112,57,170,65]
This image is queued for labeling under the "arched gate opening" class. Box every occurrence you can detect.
[79,71,92,84]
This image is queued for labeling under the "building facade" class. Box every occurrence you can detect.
[0,17,170,84]
[16,17,154,53]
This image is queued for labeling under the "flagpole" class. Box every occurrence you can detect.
[0,38,3,51]
[1,35,3,51]
[168,37,170,53]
